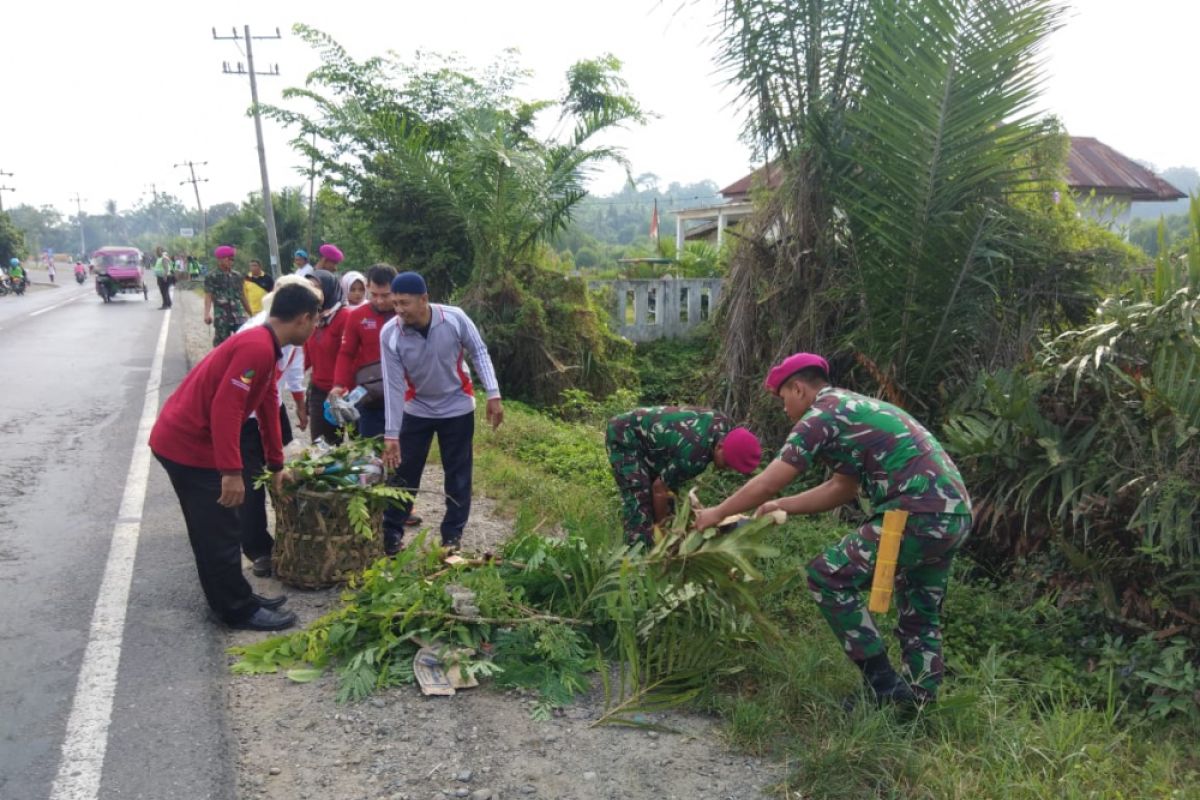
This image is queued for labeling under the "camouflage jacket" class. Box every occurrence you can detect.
[205,268,247,317]
[619,407,732,489]
[777,387,971,515]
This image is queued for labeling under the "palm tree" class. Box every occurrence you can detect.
[714,0,1078,428]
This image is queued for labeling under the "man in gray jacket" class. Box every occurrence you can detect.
[380,271,503,552]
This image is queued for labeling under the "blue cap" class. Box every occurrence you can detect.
[391,271,428,296]
[8,258,18,267]
[294,249,308,260]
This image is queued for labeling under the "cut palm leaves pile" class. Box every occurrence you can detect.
[230,504,785,723]
[256,437,412,540]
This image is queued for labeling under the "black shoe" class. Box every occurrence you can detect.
[252,593,287,610]
[383,528,403,556]
[404,515,423,527]
[251,556,272,577]
[228,607,297,631]
[844,654,918,712]
[441,537,462,552]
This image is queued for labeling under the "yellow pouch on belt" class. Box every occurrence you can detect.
[868,509,909,614]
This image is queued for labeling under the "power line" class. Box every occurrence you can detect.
[214,25,283,278]
[175,160,210,253]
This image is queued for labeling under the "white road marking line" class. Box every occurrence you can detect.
[49,308,172,800]
[29,293,84,317]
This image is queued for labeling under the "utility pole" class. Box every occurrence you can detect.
[175,160,209,253]
[215,25,283,278]
[0,169,13,213]
[70,193,87,258]
[306,130,316,254]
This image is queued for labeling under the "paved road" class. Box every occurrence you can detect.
[0,279,236,799]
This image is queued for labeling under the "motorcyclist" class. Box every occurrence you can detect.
[8,258,26,288]
[74,261,88,283]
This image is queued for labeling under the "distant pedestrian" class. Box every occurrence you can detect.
[292,249,313,277]
[315,244,343,272]
[303,270,349,445]
[204,245,251,346]
[47,263,56,283]
[149,282,322,631]
[152,247,173,309]
[379,271,504,553]
[243,259,274,316]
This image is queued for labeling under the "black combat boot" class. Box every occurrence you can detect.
[843,653,917,712]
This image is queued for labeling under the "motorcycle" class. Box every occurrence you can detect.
[10,275,26,296]
[75,271,87,285]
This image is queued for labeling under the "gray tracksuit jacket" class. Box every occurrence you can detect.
[379,304,500,439]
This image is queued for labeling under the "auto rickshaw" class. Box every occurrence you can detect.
[91,246,148,302]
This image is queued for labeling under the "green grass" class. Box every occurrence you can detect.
[470,401,1200,799]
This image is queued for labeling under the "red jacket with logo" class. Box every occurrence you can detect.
[333,303,394,390]
[150,326,284,474]
[303,307,347,392]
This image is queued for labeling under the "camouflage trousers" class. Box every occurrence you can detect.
[213,306,246,347]
[806,512,971,697]
[605,416,654,545]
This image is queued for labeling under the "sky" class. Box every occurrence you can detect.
[1,0,1196,219]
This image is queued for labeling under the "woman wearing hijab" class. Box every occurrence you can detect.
[304,271,349,444]
[341,270,367,308]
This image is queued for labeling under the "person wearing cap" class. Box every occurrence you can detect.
[379,271,503,553]
[606,407,761,546]
[693,353,972,707]
[204,245,252,346]
[293,249,313,277]
[315,243,343,272]
[150,282,323,631]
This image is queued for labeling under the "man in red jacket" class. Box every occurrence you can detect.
[330,264,396,438]
[150,283,321,631]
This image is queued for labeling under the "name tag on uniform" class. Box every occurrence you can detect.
[363,319,377,330]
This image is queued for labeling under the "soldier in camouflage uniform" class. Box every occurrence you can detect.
[204,245,252,346]
[693,353,971,705]
[606,407,761,545]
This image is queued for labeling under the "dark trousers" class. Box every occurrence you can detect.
[357,406,385,439]
[154,453,258,624]
[306,385,343,445]
[156,274,171,308]
[240,407,294,561]
[383,411,474,546]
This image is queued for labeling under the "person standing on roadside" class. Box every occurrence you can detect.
[149,283,322,631]
[292,249,313,277]
[243,258,274,316]
[204,245,251,346]
[303,270,349,445]
[379,271,503,553]
[315,243,343,273]
[235,275,317,578]
[330,264,396,438]
[152,246,173,309]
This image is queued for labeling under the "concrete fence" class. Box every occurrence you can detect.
[590,278,724,342]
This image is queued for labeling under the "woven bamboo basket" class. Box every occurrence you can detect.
[270,486,385,589]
